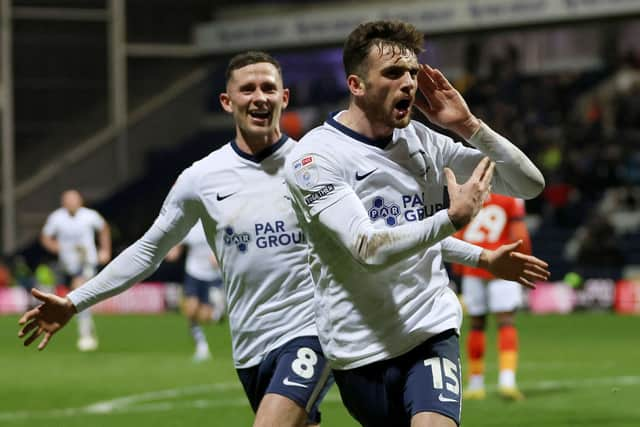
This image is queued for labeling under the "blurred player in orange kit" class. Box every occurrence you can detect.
[454,194,532,400]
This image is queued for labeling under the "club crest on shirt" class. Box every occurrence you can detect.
[293,156,319,189]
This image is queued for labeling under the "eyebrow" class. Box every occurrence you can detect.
[237,79,279,90]
[382,64,419,74]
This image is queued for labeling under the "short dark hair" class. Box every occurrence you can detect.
[225,51,283,84]
[343,20,424,78]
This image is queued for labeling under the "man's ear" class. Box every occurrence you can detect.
[347,74,365,96]
[219,92,232,113]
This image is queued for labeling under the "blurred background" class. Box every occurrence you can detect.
[1,1,639,426]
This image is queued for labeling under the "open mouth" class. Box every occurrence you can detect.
[394,99,411,117]
[249,110,270,121]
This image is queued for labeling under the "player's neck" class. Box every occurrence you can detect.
[339,105,393,141]
[234,129,283,157]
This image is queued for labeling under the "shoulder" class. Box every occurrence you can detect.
[79,207,104,223]
[188,144,234,175]
[489,194,526,216]
[45,208,64,223]
[166,150,229,205]
[406,120,452,146]
[290,124,348,161]
[79,207,99,215]
[489,193,514,206]
[300,123,344,148]
[176,145,235,189]
[50,208,65,217]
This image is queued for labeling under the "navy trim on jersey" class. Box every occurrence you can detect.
[230,134,289,163]
[326,112,392,149]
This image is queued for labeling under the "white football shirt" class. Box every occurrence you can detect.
[42,207,105,275]
[182,220,220,282]
[285,112,543,369]
[69,136,316,368]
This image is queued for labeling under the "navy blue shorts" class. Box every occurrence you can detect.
[183,273,214,304]
[237,336,333,424]
[333,329,462,427]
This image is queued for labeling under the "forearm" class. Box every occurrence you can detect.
[319,193,456,266]
[441,236,483,266]
[40,235,59,254]
[68,165,201,312]
[67,224,177,311]
[467,121,545,199]
[476,249,491,271]
[98,225,112,257]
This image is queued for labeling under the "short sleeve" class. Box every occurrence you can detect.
[42,212,58,237]
[90,210,106,230]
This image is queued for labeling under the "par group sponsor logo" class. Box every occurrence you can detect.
[223,221,305,252]
[223,226,251,253]
[368,196,401,227]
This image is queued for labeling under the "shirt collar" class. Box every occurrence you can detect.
[230,134,290,163]
[326,111,393,149]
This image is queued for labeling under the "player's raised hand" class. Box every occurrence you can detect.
[18,288,77,350]
[479,240,551,289]
[445,157,494,229]
[414,64,480,139]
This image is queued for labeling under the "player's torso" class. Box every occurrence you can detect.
[461,194,513,249]
[200,147,306,286]
[314,122,451,272]
[52,209,98,268]
[301,121,461,368]
[195,139,315,367]
[459,194,517,279]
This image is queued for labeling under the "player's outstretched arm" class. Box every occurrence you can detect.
[18,288,77,350]
[477,240,550,289]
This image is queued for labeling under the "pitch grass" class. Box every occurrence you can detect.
[1,312,639,426]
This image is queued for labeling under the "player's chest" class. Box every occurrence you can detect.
[200,173,300,240]
[348,152,448,227]
[57,217,90,239]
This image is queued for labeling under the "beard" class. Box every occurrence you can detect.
[361,93,412,130]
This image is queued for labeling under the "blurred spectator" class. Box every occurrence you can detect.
[0,258,12,288]
[576,214,625,269]
[597,185,640,235]
[575,50,640,137]
[541,173,578,226]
